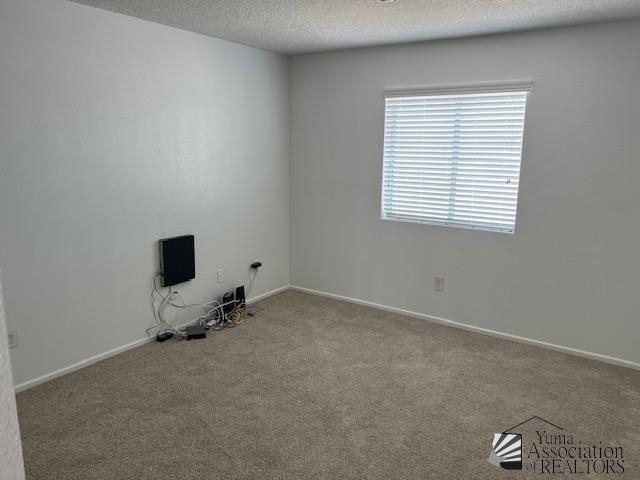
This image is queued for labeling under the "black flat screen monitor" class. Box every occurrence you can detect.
[159,235,195,287]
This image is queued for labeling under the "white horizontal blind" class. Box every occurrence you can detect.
[382,88,529,233]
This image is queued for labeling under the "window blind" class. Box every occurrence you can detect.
[382,87,529,233]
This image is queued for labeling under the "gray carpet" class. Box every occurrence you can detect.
[16,290,640,479]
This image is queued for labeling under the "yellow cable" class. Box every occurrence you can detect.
[230,306,245,325]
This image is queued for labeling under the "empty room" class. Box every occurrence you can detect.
[1,0,640,478]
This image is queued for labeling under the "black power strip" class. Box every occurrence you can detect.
[186,325,206,340]
[156,331,174,342]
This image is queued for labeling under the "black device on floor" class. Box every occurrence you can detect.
[235,285,246,308]
[156,331,174,342]
[185,325,206,340]
[159,235,195,287]
[223,291,235,315]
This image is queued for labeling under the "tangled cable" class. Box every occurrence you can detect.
[148,273,250,340]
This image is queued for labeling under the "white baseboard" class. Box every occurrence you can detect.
[290,285,640,371]
[14,284,291,393]
[247,284,290,304]
[16,282,636,393]
[14,336,152,393]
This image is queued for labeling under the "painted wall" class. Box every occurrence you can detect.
[0,0,290,386]
[290,20,640,365]
[0,273,25,480]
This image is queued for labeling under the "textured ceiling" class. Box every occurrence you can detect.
[68,0,640,55]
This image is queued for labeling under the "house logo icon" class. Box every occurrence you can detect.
[488,432,523,470]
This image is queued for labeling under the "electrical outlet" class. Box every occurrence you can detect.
[434,276,445,292]
[8,330,18,349]
[217,269,224,284]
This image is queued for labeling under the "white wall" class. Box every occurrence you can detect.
[290,20,640,365]
[0,273,25,480]
[0,0,290,386]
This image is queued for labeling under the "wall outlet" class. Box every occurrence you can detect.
[434,276,445,292]
[217,268,224,284]
[8,330,18,349]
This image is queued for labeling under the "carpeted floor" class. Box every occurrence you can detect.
[16,290,640,479]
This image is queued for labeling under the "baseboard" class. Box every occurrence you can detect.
[13,336,152,393]
[14,284,291,393]
[17,282,636,393]
[290,285,640,371]
[247,284,290,304]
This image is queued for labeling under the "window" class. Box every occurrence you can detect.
[381,84,530,233]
